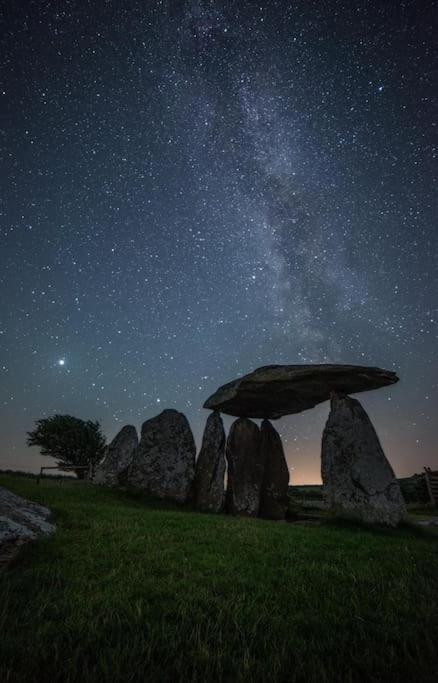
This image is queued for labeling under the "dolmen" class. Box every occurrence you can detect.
[93,363,406,527]
[204,364,406,526]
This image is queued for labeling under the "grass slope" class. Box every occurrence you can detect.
[1,475,438,683]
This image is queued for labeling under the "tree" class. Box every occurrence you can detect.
[27,415,106,479]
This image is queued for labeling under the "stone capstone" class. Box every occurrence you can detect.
[194,411,226,512]
[94,424,138,486]
[204,364,398,419]
[321,393,406,526]
[225,417,264,517]
[128,409,196,503]
[259,420,290,520]
[0,487,55,559]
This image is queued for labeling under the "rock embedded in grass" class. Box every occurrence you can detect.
[259,420,290,520]
[0,486,55,559]
[321,393,407,526]
[194,411,226,513]
[128,409,196,503]
[94,424,138,486]
[225,417,264,516]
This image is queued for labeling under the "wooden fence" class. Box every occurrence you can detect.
[37,464,91,484]
[424,468,438,506]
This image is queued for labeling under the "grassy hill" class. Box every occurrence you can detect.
[1,475,438,682]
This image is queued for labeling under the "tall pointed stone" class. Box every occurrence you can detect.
[225,418,264,517]
[128,409,196,503]
[194,412,226,512]
[321,394,406,526]
[259,420,290,520]
[94,425,138,486]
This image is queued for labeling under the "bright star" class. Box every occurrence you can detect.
[58,359,65,366]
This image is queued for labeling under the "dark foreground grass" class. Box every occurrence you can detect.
[1,475,438,683]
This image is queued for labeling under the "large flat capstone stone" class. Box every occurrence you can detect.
[204,364,398,419]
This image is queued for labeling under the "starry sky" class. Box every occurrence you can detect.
[1,1,437,483]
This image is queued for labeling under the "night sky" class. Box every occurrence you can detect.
[1,1,436,483]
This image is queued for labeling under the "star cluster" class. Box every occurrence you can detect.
[1,1,437,482]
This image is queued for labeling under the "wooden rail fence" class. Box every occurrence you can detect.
[424,467,438,506]
[37,464,91,484]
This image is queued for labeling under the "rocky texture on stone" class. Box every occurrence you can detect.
[194,412,226,512]
[204,364,398,419]
[321,394,406,526]
[128,409,196,503]
[0,486,55,561]
[94,424,138,486]
[225,418,264,516]
[259,420,290,520]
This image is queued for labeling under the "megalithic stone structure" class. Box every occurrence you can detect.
[321,393,406,526]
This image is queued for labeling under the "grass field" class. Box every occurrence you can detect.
[1,475,438,682]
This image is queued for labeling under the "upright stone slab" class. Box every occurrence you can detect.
[321,394,406,526]
[128,409,196,503]
[94,425,138,486]
[195,412,226,512]
[225,418,264,517]
[259,420,290,520]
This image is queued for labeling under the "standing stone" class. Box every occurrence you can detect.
[195,412,226,512]
[226,418,264,517]
[321,394,406,526]
[94,425,138,486]
[259,420,290,520]
[128,409,196,503]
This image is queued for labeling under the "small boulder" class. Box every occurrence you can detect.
[194,412,226,512]
[259,420,290,520]
[225,418,264,516]
[94,424,138,486]
[128,409,196,503]
[321,394,406,526]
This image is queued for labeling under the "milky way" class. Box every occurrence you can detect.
[1,1,437,482]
